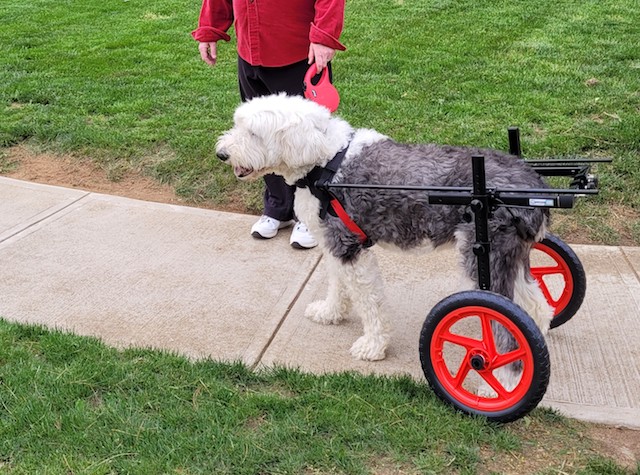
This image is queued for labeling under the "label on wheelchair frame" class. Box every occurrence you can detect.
[529,198,555,207]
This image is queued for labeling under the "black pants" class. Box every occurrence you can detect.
[237,56,331,222]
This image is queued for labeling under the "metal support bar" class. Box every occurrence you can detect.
[326,183,597,197]
[527,158,612,165]
[494,193,575,209]
[325,184,593,209]
[508,127,522,157]
[530,165,589,177]
[508,127,611,184]
[471,156,492,291]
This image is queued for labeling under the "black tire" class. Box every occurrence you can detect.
[532,234,586,329]
[419,291,550,423]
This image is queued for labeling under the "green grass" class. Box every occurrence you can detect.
[1,0,639,239]
[0,320,635,474]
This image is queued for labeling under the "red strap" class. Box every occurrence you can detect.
[330,198,369,243]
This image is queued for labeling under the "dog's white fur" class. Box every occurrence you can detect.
[217,94,553,363]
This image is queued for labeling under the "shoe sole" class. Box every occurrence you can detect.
[251,231,276,239]
[290,241,318,250]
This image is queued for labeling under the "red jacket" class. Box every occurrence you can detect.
[192,0,346,67]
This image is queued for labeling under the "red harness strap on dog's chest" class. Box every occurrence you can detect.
[329,198,369,244]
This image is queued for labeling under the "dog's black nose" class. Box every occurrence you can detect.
[216,150,230,161]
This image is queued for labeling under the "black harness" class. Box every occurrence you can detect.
[295,142,372,247]
[295,144,349,219]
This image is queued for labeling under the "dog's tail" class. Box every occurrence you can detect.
[498,206,550,243]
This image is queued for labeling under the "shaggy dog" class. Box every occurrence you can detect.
[216,94,553,387]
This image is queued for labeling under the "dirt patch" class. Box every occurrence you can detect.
[3,146,181,203]
[586,424,640,471]
[478,422,640,474]
[0,145,249,213]
[552,205,639,246]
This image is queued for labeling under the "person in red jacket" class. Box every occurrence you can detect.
[193,0,346,249]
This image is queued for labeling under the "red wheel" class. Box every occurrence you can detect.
[419,291,550,423]
[531,234,586,329]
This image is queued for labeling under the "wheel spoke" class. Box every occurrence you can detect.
[479,371,510,400]
[535,278,558,307]
[440,331,482,351]
[479,313,497,356]
[531,264,562,277]
[492,348,527,369]
[452,358,472,389]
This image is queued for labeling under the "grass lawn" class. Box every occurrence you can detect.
[0,320,636,474]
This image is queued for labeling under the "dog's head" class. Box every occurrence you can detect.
[216,93,333,183]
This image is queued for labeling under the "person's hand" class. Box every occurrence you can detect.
[308,43,336,72]
[198,42,218,66]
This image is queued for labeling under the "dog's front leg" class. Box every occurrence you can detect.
[305,254,350,325]
[343,250,390,361]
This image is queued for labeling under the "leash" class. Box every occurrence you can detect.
[295,141,372,247]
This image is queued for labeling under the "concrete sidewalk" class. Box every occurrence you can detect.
[1,176,638,428]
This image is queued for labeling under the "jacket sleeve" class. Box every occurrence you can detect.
[191,0,234,43]
[310,0,346,51]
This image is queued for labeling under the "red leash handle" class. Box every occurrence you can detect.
[303,64,340,112]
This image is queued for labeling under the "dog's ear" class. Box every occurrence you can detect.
[274,107,332,167]
[301,104,331,134]
[274,104,331,133]
[235,111,265,138]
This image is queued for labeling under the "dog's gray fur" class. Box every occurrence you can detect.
[325,140,549,297]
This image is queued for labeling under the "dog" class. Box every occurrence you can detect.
[216,93,554,390]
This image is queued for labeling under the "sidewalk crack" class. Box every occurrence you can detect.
[619,246,640,283]
[0,192,91,245]
[250,252,323,370]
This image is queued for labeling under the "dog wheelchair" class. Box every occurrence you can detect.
[324,127,608,423]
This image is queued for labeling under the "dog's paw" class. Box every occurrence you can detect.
[305,300,344,325]
[349,335,388,361]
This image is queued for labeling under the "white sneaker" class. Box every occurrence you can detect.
[251,215,294,239]
[290,222,318,249]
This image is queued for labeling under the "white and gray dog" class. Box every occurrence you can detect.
[216,94,553,385]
